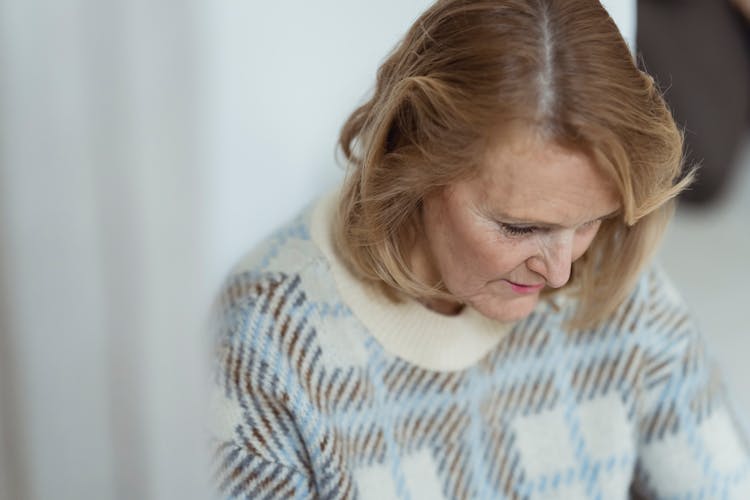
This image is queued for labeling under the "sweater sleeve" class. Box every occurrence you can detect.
[209,270,318,499]
[631,268,750,498]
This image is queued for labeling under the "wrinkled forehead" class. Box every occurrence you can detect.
[479,124,619,188]
[472,128,622,225]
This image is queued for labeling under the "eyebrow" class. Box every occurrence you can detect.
[488,208,621,228]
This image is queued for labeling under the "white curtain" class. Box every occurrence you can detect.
[0,1,636,499]
[0,0,211,498]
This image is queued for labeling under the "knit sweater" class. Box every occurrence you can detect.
[210,191,750,499]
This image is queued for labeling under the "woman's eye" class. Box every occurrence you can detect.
[499,224,538,236]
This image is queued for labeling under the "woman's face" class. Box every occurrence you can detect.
[414,131,621,323]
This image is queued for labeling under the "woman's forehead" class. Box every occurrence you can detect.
[468,133,621,224]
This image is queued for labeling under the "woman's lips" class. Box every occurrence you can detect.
[505,280,545,294]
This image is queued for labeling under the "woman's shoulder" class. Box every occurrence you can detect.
[217,195,343,314]
[216,201,336,329]
[231,202,323,279]
[212,195,372,380]
[630,263,693,344]
[547,263,696,370]
[585,262,691,338]
[587,262,708,398]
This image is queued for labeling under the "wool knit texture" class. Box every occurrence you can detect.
[210,192,750,499]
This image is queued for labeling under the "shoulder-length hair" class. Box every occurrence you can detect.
[333,0,692,329]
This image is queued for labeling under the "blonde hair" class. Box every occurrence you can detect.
[334,0,692,329]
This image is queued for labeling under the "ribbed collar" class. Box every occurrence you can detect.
[309,189,514,372]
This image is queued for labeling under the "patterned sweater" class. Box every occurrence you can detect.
[210,191,750,499]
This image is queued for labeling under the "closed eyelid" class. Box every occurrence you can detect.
[499,218,602,238]
[498,223,546,237]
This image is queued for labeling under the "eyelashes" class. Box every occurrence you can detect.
[499,224,539,236]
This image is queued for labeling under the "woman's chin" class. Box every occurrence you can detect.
[470,294,540,323]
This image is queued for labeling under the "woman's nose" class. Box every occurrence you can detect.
[527,232,574,288]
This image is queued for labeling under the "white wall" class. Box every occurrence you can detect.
[600,0,637,52]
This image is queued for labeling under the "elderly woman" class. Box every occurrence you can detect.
[211,0,750,498]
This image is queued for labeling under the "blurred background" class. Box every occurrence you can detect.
[0,1,746,499]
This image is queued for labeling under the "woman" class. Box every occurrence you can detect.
[211,0,750,498]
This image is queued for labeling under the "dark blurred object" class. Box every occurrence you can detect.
[638,0,750,205]
[733,0,750,20]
